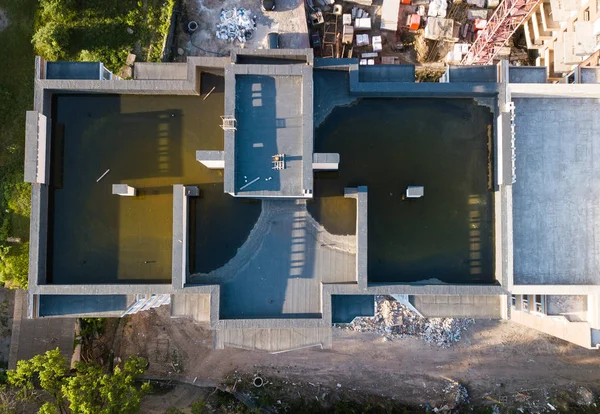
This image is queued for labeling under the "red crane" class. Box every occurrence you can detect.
[461,0,542,65]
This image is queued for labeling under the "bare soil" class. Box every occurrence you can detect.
[118,306,600,412]
[0,9,9,32]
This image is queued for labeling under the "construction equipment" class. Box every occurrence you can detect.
[272,154,286,170]
[461,0,541,64]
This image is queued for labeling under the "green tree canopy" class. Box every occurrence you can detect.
[6,348,150,414]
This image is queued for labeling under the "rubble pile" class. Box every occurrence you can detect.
[342,296,474,348]
[216,8,256,43]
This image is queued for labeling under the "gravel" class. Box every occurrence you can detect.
[339,295,474,348]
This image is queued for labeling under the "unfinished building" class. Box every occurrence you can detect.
[23,49,600,350]
[520,0,600,80]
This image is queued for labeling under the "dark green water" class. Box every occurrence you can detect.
[310,98,495,284]
[49,75,260,284]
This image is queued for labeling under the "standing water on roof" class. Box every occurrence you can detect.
[310,82,494,284]
[48,74,261,284]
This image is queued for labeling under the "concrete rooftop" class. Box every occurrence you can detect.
[235,75,304,196]
[512,98,600,285]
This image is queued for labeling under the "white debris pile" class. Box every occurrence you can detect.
[216,8,256,43]
[341,296,474,348]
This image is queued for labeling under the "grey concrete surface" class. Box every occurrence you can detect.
[580,67,600,84]
[217,200,355,319]
[171,294,211,322]
[172,185,187,290]
[546,295,588,321]
[134,63,188,80]
[411,294,502,318]
[513,98,600,285]
[508,67,547,84]
[448,66,498,83]
[9,290,75,369]
[235,74,304,196]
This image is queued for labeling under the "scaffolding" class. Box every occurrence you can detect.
[322,13,340,58]
[220,116,237,131]
[460,0,541,65]
[272,154,286,170]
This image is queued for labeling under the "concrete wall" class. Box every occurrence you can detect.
[172,185,188,290]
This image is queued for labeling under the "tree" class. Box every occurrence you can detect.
[31,21,70,61]
[7,349,150,414]
[63,357,150,414]
[0,243,30,289]
[7,348,69,413]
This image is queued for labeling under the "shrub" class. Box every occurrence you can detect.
[31,21,70,61]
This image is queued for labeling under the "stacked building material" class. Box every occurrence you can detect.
[380,0,401,31]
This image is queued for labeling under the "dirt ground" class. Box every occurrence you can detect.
[0,8,8,32]
[119,306,600,412]
[177,0,309,58]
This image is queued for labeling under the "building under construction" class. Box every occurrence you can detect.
[22,49,600,351]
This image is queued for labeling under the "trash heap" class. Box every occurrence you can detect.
[216,8,256,43]
[341,296,474,348]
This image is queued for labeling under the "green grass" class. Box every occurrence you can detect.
[33,0,176,73]
[0,0,37,289]
[0,0,175,289]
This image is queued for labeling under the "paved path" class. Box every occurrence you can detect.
[8,290,75,369]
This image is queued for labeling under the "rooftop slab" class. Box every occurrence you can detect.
[224,64,313,197]
[192,200,356,319]
[512,98,600,285]
[235,74,304,196]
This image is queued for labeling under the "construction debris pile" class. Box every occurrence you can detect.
[216,8,256,43]
[340,296,474,348]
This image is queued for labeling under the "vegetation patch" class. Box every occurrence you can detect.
[33,0,176,73]
[0,0,37,290]
[2,348,151,413]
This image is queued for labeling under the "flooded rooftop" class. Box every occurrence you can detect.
[311,91,495,284]
[48,75,261,284]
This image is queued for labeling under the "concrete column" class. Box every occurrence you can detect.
[313,153,340,171]
[196,150,225,169]
[112,184,136,196]
[345,186,368,290]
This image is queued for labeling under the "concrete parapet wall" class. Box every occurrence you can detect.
[512,285,600,295]
[312,153,339,170]
[509,83,600,98]
[38,79,198,95]
[30,284,174,295]
[134,62,188,80]
[508,67,547,83]
[28,185,48,289]
[345,186,368,290]
[448,65,498,83]
[196,150,225,169]
[24,111,48,184]
[231,48,314,65]
[349,64,499,97]
[411,294,503,318]
[511,308,594,349]
[171,185,187,290]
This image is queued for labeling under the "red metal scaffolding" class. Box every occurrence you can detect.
[460,0,541,65]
